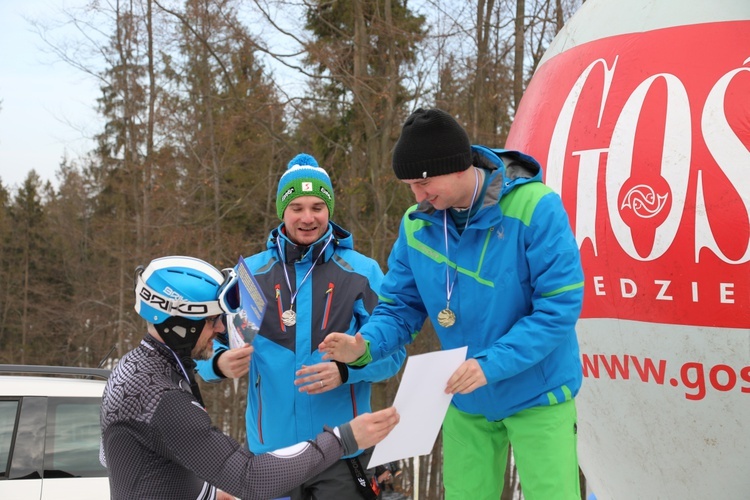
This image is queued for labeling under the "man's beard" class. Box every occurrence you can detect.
[191,343,214,361]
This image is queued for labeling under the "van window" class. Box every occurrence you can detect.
[0,400,20,477]
[44,398,106,478]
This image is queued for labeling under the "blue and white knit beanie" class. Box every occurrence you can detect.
[276,153,335,219]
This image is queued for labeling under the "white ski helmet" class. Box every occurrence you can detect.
[134,256,239,325]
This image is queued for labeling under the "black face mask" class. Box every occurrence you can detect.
[154,316,207,406]
[154,316,205,357]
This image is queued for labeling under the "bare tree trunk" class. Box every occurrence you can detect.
[472,0,495,139]
[206,80,222,254]
[21,241,28,365]
[375,0,396,265]
[350,0,376,259]
[144,0,155,255]
[114,0,135,358]
[117,224,126,357]
[428,434,444,499]
[580,467,587,499]
[344,0,364,247]
[502,445,524,500]
[513,0,526,111]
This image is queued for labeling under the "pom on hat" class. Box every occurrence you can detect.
[276,153,335,219]
[392,108,473,180]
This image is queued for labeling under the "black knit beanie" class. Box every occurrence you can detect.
[392,108,473,180]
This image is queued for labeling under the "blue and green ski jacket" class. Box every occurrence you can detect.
[361,146,584,421]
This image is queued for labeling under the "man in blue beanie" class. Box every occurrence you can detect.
[197,153,406,500]
[320,108,585,500]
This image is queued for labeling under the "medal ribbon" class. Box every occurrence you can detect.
[442,168,480,310]
[277,233,334,313]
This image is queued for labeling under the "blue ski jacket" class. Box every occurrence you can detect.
[360,146,584,421]
[198,222,405,455]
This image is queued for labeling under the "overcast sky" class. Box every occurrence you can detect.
[0,0,101,191]
[0,0,310,193]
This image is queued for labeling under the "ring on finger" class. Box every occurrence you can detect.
[319,381,324,388]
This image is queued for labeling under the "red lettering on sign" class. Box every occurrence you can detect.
[507,21,750,328]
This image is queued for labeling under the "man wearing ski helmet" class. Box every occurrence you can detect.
[100,255,399,500]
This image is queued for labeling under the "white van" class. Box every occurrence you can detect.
[0,365,110,499]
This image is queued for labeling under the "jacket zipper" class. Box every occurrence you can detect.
[350,385,358,418]
[256,373,263,444]
[322,282,334,330]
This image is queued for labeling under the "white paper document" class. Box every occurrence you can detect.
[367,346,468,469]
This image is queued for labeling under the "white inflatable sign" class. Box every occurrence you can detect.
[506,1,750,498]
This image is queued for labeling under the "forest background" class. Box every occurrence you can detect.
[0,0,585,498]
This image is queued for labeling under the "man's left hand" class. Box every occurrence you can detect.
[445,358,487,395]
[295,362,343,394]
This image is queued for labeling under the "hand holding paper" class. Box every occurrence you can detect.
[217,344,253,379]
[367,346,468,469]
[445,358,488,395]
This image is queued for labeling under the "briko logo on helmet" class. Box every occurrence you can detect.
[138,287,209,315]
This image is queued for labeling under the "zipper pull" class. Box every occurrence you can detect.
[322,282,334,330]
[275,284,286,332]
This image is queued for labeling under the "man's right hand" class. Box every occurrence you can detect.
[318,332,367,363]
[349,407,400,450]
[217,344,253,378]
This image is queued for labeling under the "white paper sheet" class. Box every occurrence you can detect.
[367,346,468,469]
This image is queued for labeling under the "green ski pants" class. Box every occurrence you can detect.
[442,399,580,500]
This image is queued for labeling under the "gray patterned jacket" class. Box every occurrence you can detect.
[100,334,355,500]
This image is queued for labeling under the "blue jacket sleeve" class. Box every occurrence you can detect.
[359,214,427,362]
[474,191,584,383]
[195,338,228,383]
[345,257,406,383]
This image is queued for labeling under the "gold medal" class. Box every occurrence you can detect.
[281,309,297,327]
[437,308,456,328]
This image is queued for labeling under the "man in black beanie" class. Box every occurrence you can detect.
[321,108,585,500]
[391,108,474,180]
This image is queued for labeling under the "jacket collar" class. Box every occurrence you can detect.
[268,221,353,264]
[410,145,542,224]
[142,333,182,370]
